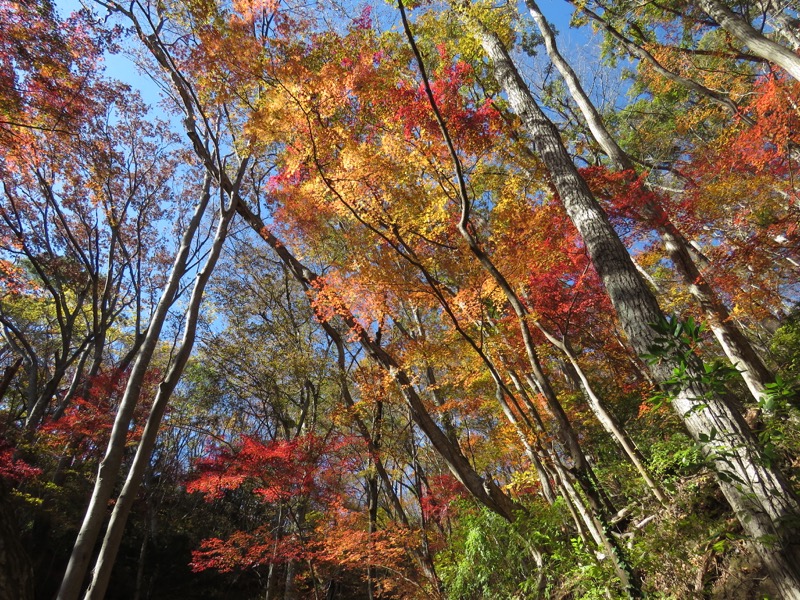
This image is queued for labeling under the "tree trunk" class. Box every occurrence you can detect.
[83,184,239,600]
[132,527,147,600]
[56,176,214,600]
[698,0,800,82]
[660,226,774,403]
[284,559,298,600]
[366,400,382,600]
[0,357,21,403]
[550,331,666,504]
[491,376,635,594]
[526,0,773,405]
[469,15,800,598]
[506,370,557,503]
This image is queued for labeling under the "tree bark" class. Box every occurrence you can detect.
[0,357,21,403]
[527,0,774,404]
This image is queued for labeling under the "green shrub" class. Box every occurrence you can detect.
[648,434,705,483]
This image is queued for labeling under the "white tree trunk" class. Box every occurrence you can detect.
[699,0,800,82]
[83,180,239,600]
[56,176,213,600]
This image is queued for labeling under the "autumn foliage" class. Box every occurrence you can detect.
[2,1,800,599]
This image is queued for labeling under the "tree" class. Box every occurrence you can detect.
[458,5,800,596]
[56,168,223,600]
[526,0,776,407]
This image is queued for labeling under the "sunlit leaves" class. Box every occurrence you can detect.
[186,434,328,501]
[0,0,108,139]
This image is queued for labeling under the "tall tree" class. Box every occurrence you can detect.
[57,170,218,600]
[458,6,800,596]
[525,0,775,406]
